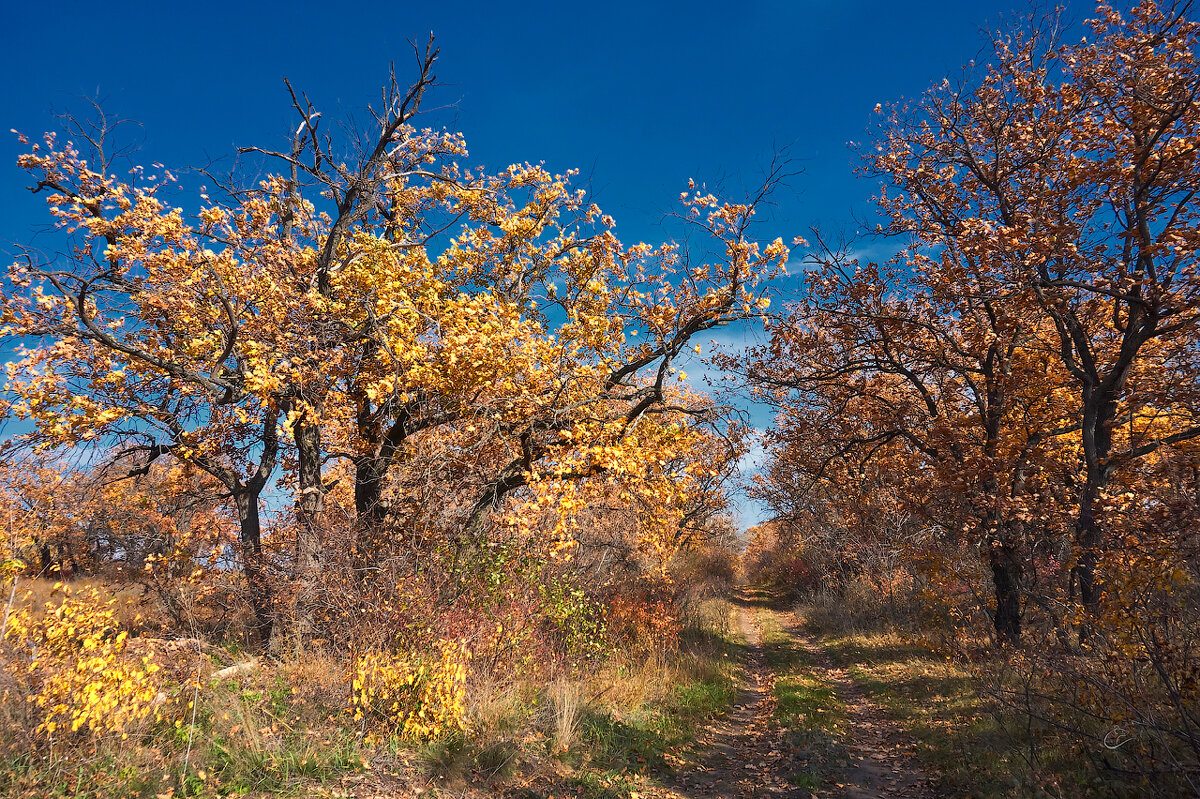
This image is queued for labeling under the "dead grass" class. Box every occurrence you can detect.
[547,679,582,751]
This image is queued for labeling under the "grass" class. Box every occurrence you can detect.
[207,732,366,794]
[744,589,1081,797]
[562,599,744,797]
[757,611,842,732]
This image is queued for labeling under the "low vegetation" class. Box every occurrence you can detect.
[0,578,742,798]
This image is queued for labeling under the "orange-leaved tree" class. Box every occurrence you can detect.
[867,0,1200,623]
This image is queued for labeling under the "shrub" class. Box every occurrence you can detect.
[350,639,470,740]
[3,586,163,740]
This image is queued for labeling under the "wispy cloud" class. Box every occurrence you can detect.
[730,429,772,533]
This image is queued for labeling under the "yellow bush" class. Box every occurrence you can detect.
[4,586,162,739]
[350,639,469,740]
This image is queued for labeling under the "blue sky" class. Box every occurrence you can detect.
[1,0,1043,528]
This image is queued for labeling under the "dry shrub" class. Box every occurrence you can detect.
[803,570,925,637]
[979,548,1200,796]
[671,545,738,601]
[584,596,733,713]
[604,585,683,653]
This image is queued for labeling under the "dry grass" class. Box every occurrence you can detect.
[274,647,349,724]
[465,674,526,739]
[547,679,582,751]
[584,647,675,709]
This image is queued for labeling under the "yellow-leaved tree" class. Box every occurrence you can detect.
[3,40,788,649]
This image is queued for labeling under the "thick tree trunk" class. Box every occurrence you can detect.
[989,543,1023,645]
[351,456,391,570]
[1075,393,1115,627]
[233,490,274,648]
[354,457,389,529]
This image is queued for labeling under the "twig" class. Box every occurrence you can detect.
[0,575,17,639]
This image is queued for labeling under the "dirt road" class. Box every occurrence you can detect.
[661,596,933,799]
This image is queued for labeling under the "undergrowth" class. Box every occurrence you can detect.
[0,594,743,798]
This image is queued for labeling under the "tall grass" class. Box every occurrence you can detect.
[548,679,582,752]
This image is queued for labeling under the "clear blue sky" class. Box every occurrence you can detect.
[1,0,1052,527]
[2,0,1041,248]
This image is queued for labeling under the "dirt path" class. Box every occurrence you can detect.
[663,598,803,798]
[780,614,932,799]
[661,599,933,799]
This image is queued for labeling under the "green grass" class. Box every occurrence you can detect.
[206,730,366,794]
[568,672,738,798]
[670,677,737,719]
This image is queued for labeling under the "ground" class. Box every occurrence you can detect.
[639,589,935,799]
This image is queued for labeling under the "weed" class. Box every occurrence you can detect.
[415,731,471,783]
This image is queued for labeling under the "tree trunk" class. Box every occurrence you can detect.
[989,543,1023,645]
[351,456,392,570]
[293,412,325,640]
[354,457,389,529]
[1075,391,1115,627]
[233,490,274,648]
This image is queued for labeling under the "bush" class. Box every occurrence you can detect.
[3,585,165,741]
[350,639,470,740]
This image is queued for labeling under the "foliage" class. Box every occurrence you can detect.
[1,41,776,653]
[350,639,470,740]
[3,586,164,740]
[2,3,1199,796]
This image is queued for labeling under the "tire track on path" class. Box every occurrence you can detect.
[778,612,935,799]
[661,592,804,798]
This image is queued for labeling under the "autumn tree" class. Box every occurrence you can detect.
[748,0,1200,645]
[742,2,1200,785]
[4,113,296,643]
[868,0,1200,621]
[741,241,1077,643]
[0,456,89,579]
[3,43,788,648]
